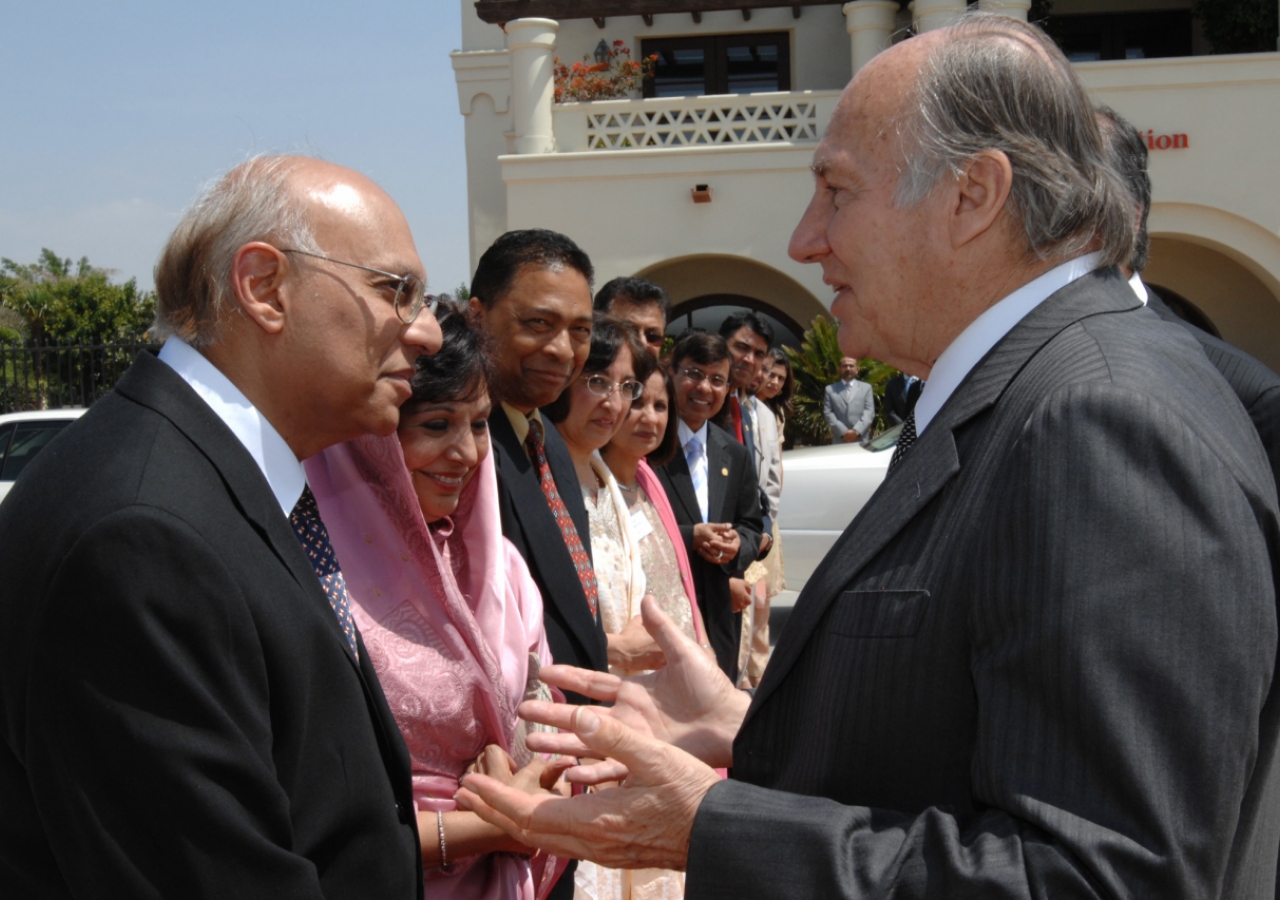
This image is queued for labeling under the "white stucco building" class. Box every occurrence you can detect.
[452,0,1280,371]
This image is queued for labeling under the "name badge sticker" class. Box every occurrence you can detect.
[629,508,654,541]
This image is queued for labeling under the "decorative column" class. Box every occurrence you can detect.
[506,18,558,155]
[844,1,900,76]
[977,0,1031,21]
[910,0,966,33]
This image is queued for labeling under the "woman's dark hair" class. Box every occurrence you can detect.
[543,314,649,423]
[764,348,794,420]
[644,365,681,467]
[406,299,493,408]
[469,228,594,310]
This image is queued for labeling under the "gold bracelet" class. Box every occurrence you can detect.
[437,809,454,872]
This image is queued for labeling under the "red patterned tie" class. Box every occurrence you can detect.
[525,418,599,619]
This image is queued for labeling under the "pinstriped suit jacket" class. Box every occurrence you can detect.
[687,269,1280,898]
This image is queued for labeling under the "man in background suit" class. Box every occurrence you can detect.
[823,356,875,442]
[1098,104,1280,491]
[0,156,442,898]
[459,16,1280,899]
[594,275,669,360]
[656,331,762,683]
[882,371,923,426]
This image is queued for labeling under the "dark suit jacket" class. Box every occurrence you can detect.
[1147,288,1280,491]
[686,269,1280,898]
[489,410,608,690]
[0,352,421,899]
[883,372,923,426]
[657,422,763,682]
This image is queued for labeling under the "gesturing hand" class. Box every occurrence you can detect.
[518,596,749,781]
[605,610,667,673]
[455,706,722,871]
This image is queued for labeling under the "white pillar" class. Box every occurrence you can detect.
[506,18,558,155]
[844,1,900,75]
[977,0,1031,21]
[910,0,966,33]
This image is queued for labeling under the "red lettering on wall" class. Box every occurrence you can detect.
[1143,129,1189,150]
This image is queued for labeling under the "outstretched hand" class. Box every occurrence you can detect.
[455,706,722,870]
[518,595,749,775]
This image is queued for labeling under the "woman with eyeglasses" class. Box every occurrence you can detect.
[542,315,665,676]
[543,316,691,900]
[305,303,568,900]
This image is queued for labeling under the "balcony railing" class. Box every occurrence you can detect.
[552,90,842,153]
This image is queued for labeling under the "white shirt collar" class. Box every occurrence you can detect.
[1128,272,1149,305]
[677,418,709,449]
[913,252,1103,437]
[158,336,306,518]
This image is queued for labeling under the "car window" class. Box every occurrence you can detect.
[866,422,904,452]
[0,424,15,467]
[1,421,73,482]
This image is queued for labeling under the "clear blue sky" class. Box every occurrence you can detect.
[0,1,470,294]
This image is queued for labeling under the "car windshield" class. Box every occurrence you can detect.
[866,422,903,452]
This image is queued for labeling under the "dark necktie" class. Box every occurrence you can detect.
[729,396,745,443]
[290,486,359,658]
[525,418,599,619]
[889,410,917,471]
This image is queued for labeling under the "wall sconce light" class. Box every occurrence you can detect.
[594,40,610,65]
[691,184,713,203]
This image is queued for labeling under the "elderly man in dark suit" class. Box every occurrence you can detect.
[656,331,763,682]
[0,156,443,898]
[456,15,1280,899]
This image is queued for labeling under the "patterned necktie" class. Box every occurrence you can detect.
[290,486,359,658]
[889,410,917,471]
[729,396,745,443]
[686,435,709,522]
[525,418,599,619]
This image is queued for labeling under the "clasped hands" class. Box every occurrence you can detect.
[454,596,751,870]
[692,522,739,567]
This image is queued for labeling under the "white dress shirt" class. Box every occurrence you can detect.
[677,418,710,523]
[913,253,1103,437]
[1128,271,1149,305]
[158,336,305,518]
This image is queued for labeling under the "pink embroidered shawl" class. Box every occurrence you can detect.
[305,435,557,900]
[636,458,705,643]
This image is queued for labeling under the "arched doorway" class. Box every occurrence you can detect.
[667,293,806,349]
[635,253,829,349]
[1145,236,1280,372]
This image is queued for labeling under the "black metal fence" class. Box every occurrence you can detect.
[0,341,159,414]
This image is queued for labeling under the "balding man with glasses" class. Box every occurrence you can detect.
[0,155,443,900]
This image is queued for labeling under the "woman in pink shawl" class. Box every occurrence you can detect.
[306,306,565,900]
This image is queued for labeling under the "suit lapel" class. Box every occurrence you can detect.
[748,268,1141,719]
[707,424,731,523]
[488,411,604,662]
[658,446,702,525]
[113,353,360,669]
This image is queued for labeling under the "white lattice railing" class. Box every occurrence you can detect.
[589,96,818,149]
[550,91,841,153]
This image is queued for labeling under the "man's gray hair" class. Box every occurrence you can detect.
[153,155,321,347]
[893,14,1134,268]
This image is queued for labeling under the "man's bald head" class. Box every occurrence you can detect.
[155,156,404,348]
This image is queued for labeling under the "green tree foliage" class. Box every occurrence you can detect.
[782,315,898,448]
[1193,0,1278,54]
[0,249,155,346]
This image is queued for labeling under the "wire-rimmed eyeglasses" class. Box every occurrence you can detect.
[279,248,441,324]
[581,373,643,401]
[676,365,729,390]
